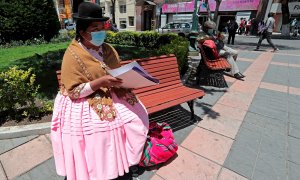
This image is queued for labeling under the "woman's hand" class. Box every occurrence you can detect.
[90,75,123,91]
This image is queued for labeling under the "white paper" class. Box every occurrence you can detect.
[107,61,159,88]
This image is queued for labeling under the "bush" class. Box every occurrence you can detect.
[0,67,39,116]
[0,0,60,44]
[157,37,189,74]
[106,31,176,48]
[115,31,139,46]
[50,29,73,43]
[139,31,160,48]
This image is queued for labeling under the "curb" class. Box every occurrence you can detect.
[0,122,50,140]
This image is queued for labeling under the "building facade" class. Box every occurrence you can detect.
[270,0,300,32]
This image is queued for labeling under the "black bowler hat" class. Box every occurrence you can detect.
[73,2,109,22]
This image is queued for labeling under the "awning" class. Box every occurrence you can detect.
[145,0,156,5]
[136,0,156,6]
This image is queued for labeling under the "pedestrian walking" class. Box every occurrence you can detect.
[51,2,149,180]
[255,13,279,52]
[227,18,238,45]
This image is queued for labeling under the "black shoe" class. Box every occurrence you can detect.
[254,48,259,51]
[238,72,245,78]
[234,73,244,79]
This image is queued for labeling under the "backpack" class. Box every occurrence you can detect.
[139,122,178,167]
[202,40,220,60]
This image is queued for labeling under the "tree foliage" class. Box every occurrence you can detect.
[0,0,60,44]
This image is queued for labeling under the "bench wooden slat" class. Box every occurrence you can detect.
[133,80,182,94]
[56,54,205,120]
[146,92,205,114]
[140,87,202,105]
[137,83,183,97]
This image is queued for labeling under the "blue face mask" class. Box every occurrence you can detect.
[207,29,214,35]
[89,31,106,46]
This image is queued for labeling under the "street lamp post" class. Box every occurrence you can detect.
[191,0,199,33]
[189,0,199,51]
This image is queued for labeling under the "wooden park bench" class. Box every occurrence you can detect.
[198,41,231,71]
[56,54,205,120]
[195,40,231,88]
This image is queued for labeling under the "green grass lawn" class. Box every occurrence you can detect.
[0,41,70,71]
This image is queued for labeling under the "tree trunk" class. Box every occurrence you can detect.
[204,0,213,21]
[111,0,116,24]
[256,0,269,21]
[281,0,290,36]
[213,0,221,23]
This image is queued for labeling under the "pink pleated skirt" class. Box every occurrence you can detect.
[51,92,149,180]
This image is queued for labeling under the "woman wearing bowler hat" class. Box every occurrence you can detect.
[51,2,149,179]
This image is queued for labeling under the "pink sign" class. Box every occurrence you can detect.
[162,0,195,13]
[162,0,261,13]
[199,0,260,12]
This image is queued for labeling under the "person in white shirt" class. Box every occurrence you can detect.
[255,13,279,52]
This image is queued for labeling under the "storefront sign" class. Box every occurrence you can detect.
[290,2,300,14]
[162,0,196,13]
[270,2,300,14]
[199,0,261,12]
[162,0,261,13]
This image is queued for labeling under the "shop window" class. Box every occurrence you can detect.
[129,16,134,26]
[120,5,126,13]
[119,18,127,29]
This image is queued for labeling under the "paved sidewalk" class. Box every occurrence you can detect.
[1,49,300,180]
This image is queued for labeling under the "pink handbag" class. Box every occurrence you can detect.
[139,122,178,167]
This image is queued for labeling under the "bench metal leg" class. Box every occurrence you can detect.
[187,100,195,121]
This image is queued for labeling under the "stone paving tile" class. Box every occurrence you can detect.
[260,131,286,159]
[197,86,228,106]
[218,91,254,111]
[236,61,252,75]
[0,135,53,179]
[288,94,300,116]
[209,103,247,121]
[288,136,300,165]
[259,82,288,93]
[288,161,300,180]
[289,67,300,88]
[289,87,300,96]
[289,123,300,139]
[14,173,31,180]
[0,135,37,155]
[262,64,289,87]
[249,96,288,121]
[199,104,247,139]
[252,152,287,180]
[224,144,257,179]
[155,147,221,180]
[150,174,164,180]
[0,162,7,180]
[218,168,248,180]
[181,127,233,164]
[173,124,197,145]
[243,112,287,135]
[224,123,262,179]
[272,54,300,64]
[234,122,263,153]
[289,113,300,127]
[139,169,155,180]
[238,51,261,59]
[16,158,64,180]
[199,114,243,139]
[255,86,288,101]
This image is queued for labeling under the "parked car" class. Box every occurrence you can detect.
[156,22,192,37]
[66,23,76,30]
